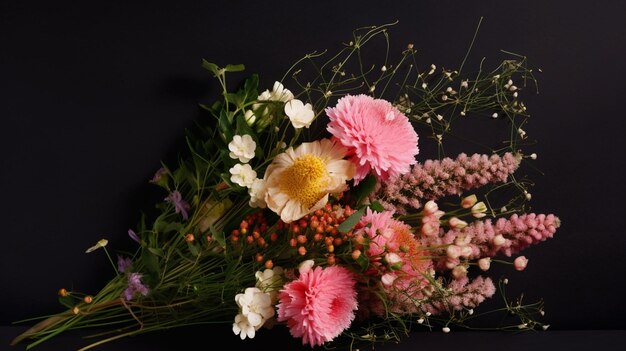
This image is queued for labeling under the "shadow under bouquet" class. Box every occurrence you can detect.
[12,22,560,350]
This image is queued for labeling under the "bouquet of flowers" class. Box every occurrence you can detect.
[12,22,560,350]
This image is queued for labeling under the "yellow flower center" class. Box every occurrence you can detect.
[279,154,328,208]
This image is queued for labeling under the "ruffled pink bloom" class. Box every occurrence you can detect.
[356,209,433,315]
[277,266,357,347]
[326,94,419,184]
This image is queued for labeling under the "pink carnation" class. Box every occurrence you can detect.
[277,266,358,347]
[326,94,419,184]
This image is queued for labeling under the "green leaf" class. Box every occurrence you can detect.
[188,243,199,256]
[209,224,226,249]
[351,174,378,206]
[244,74,259,102]
[219,110,234,141]
[337,206,366,233]
[225,64,245,72]
[148,247,164,257]
[141,247,160,275]
[356,253,370,271]
[369,201,385,212]
[58,296,74,309]
[201,60,220,76]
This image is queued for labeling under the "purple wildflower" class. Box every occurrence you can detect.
[127,229,140,243]
[165,190,190,221]
[117,255,132,273]
[150,167,168,184]
[124,273,149,301]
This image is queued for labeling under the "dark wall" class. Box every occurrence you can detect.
[1,0,624,334]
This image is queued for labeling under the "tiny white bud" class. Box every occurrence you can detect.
[525,192,532,200]
[491,113,499,119]
[493,234,506,246]
[426,117,431,124]
[369,85,376,92]
[460,111,466,116]
[468,309,474,315]
[381,65,387,72]
[518,323,528,329]
[503,278,509,284]
[542,324,550,330]
[422,82,428,89]
[461,80,469,89]
[436,114,443,121]
[530,153,537,160]
[540,310,545,316]
[417,318,425,324]
[478,257,491,271]
[436,134,443,142]
[509,85,517,91]
[324,90,332,97]
[426,312,432,316]
[441,95,448,101]
[442,327,450,333]
[513,91,518,98]
[500,206,508,213]
[428,64,436,75]
[446,87,453,93]
[507,79,513,86]
[274,126,280,133]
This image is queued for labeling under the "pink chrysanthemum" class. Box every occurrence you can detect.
[326,94,419,184]
[277,266,357,347]
[356,209,432,315]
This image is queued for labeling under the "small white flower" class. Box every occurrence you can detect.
[228,135,256,163]
[248,178,267,208]
[258,81,293,102]
[417,318,425,324]
[492,112,499,119]
[233,313,256,340]
[421,82,428,89]
[468,309,474,315]
[229,164,256,188]
[442,327,451,333]
[436,114,443,121]
[381,65,387,72]
[460,111,466,116]
[369,85,376,92]
[461,80,469,89]
[384,253,402,265]
[284,99,315,129]
[235,287,275,329]
[85,239,108,253]
[513,91,519,98]
[530,153,537,160]
[542,324,550,330]
[255,266,284,303]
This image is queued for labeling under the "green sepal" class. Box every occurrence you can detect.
[209,224,226,249]
[351,174,378,206]
[337,206,366,233]
[58,296,75,309]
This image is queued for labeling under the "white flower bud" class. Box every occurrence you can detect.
[493,234,506,246]
[442,327,451,333]
[461,194,478,208]
[478,257,491,271]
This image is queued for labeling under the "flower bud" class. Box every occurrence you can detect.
[83,295,93,304]
[461,194,478,208]
[460,246,473,258]
[471,202,487,218]
[514,256,528,271]
[244,110,256,126]
[385,253,402,265]
[446,245,462,259]
[381,273,397,286]
[423,200,439,215]
[452,265,467,279]
[58,288,69,297]
[421,223,439,236]
[298,259,315,274]
[478,257,491,271]
[351,250,362,260]
[492,234,506,246]
[448,217,468,230]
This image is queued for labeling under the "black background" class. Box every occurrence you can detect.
[1,0,625,350]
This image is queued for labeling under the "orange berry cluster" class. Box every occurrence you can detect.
[274,203,356,265]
